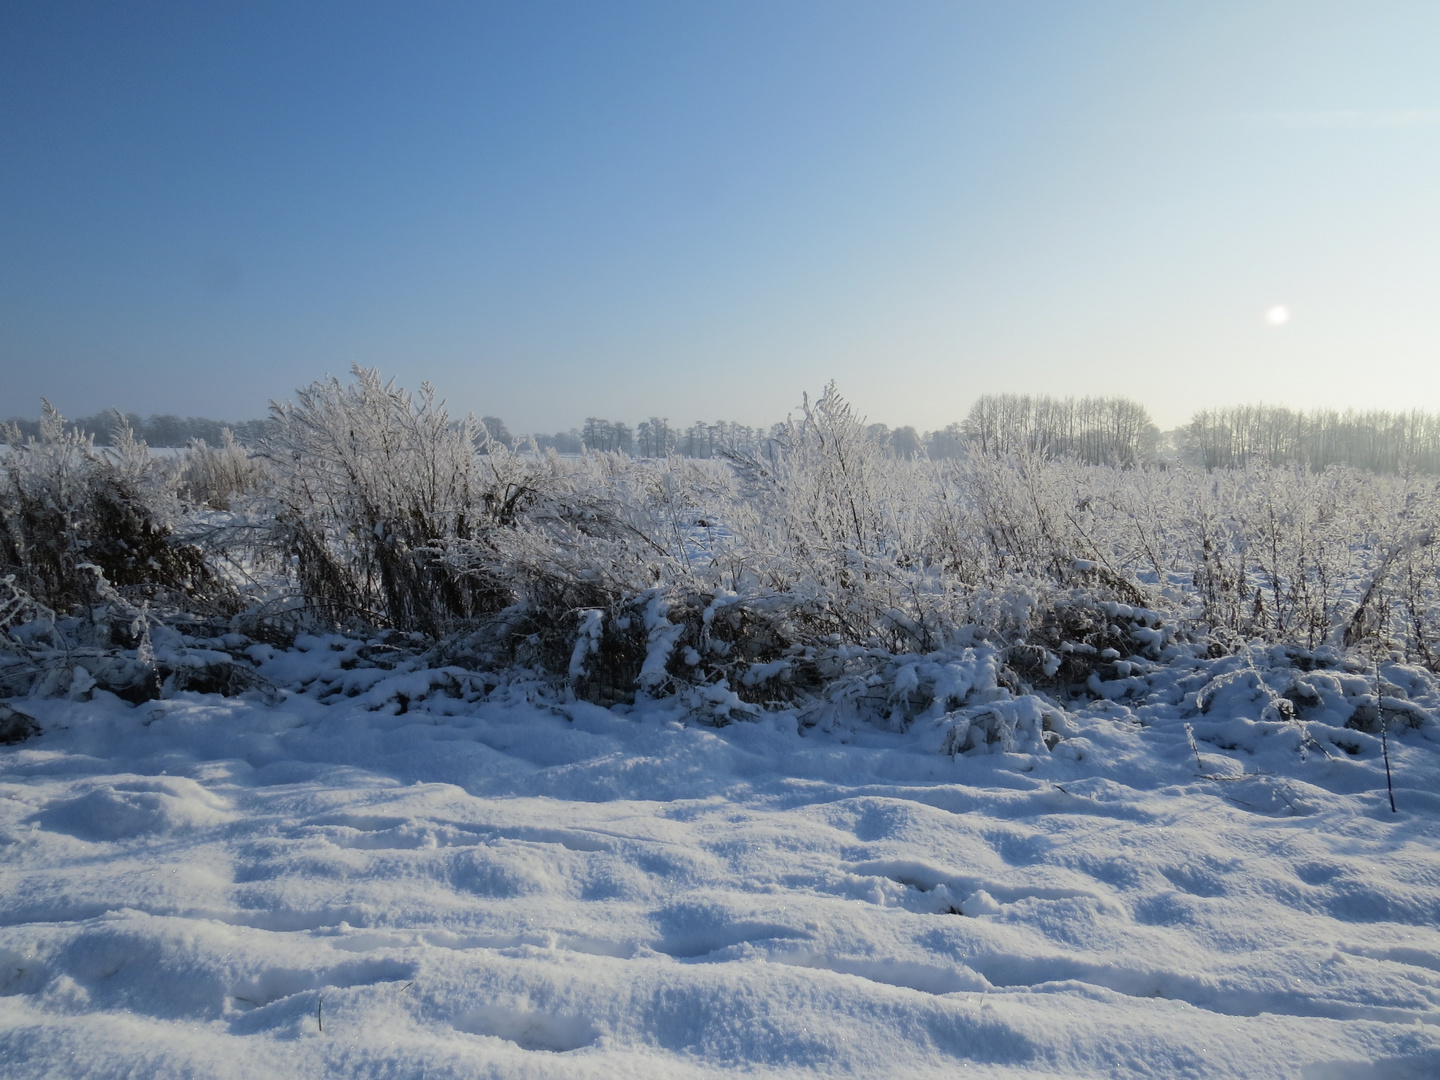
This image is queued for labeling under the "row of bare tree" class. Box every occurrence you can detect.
[1181,405,1440,474]
[959,395,1440,475]
[11,392,1440,476]
[961,394,1161,466]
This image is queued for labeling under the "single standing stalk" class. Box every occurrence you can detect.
[1374,647,1398,814]
[1381,714,1397,814]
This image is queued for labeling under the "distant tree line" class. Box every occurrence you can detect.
[960,394,1161,467]
[959,396,1440,475]
[1178,405,1440,474]
[530,418,775,458]
[10,395,1440,475]
[0,403,1013,461]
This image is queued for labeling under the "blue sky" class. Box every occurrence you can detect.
[3,1,1438,432]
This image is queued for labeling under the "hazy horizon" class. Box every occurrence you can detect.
[13,373,1440,444]
[4,2,1438,432]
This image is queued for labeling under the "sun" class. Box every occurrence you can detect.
[1265,305,1290,326]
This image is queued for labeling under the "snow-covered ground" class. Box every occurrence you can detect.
[4,642,1440,1078]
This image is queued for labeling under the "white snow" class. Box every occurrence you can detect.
[3,647,1440,1078]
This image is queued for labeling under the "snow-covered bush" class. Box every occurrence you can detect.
[544,389,1173,713]
[0,405,217,613]
[13,370,1440,746]
[720,383,955,653]
[260,367,528,635]
[437,451,690,681]
[0,563,275,703]
[0,413,254,703]
[257,369,710,649]
[439,382,1440,714]
[179,429,269,510]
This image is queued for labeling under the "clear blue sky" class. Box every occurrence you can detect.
[3,1,1438,432]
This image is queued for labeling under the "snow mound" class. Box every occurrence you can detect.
[35,776,232,841]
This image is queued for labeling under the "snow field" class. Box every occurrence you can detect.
[4,656,1440,1078]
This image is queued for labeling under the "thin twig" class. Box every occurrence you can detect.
[1184,722,1205,773]
[1381,714,1398,814]
[1373,645,1398,814]
[1370,642,1393,812]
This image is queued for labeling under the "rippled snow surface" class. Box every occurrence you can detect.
[4,663,1440,1079]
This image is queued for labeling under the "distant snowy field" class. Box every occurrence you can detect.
[4,641,1440,1079]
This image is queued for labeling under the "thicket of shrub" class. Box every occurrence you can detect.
[1,406,222,613]
[4,371,1440,732]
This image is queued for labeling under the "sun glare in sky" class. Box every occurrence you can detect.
[1266,306,1292,326]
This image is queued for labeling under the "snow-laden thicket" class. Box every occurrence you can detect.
[0,405,218,616]
[4,368,1440,742]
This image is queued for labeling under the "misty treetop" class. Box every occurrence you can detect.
[960,394,1161,467]
[1181,404,1440,474]
[8,391,1440,476]
[553,396,1440,473]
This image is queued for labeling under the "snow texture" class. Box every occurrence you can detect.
[4,641,1440,1079]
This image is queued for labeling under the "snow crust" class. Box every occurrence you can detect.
[4,645,1440,1078]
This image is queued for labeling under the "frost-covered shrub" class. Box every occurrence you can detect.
[243,375,1183,706]
[258,369,711,645]
[179,429,269,510]
[1171,465,1356,648]
[18,368,1440,746]
[0,571,277,704]
[434,450,732,687]
[1392,531,1440,669]
[0,525,269,704]
[562,585,832,711]
[721,383,964,654]
[542,441,1440,712]
[541,395,1165,712]
[0,405,217,612]
[528,389,1180,710]
[24,367,1430,727]
[261,368,526,634]
[938,452,1440,674]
